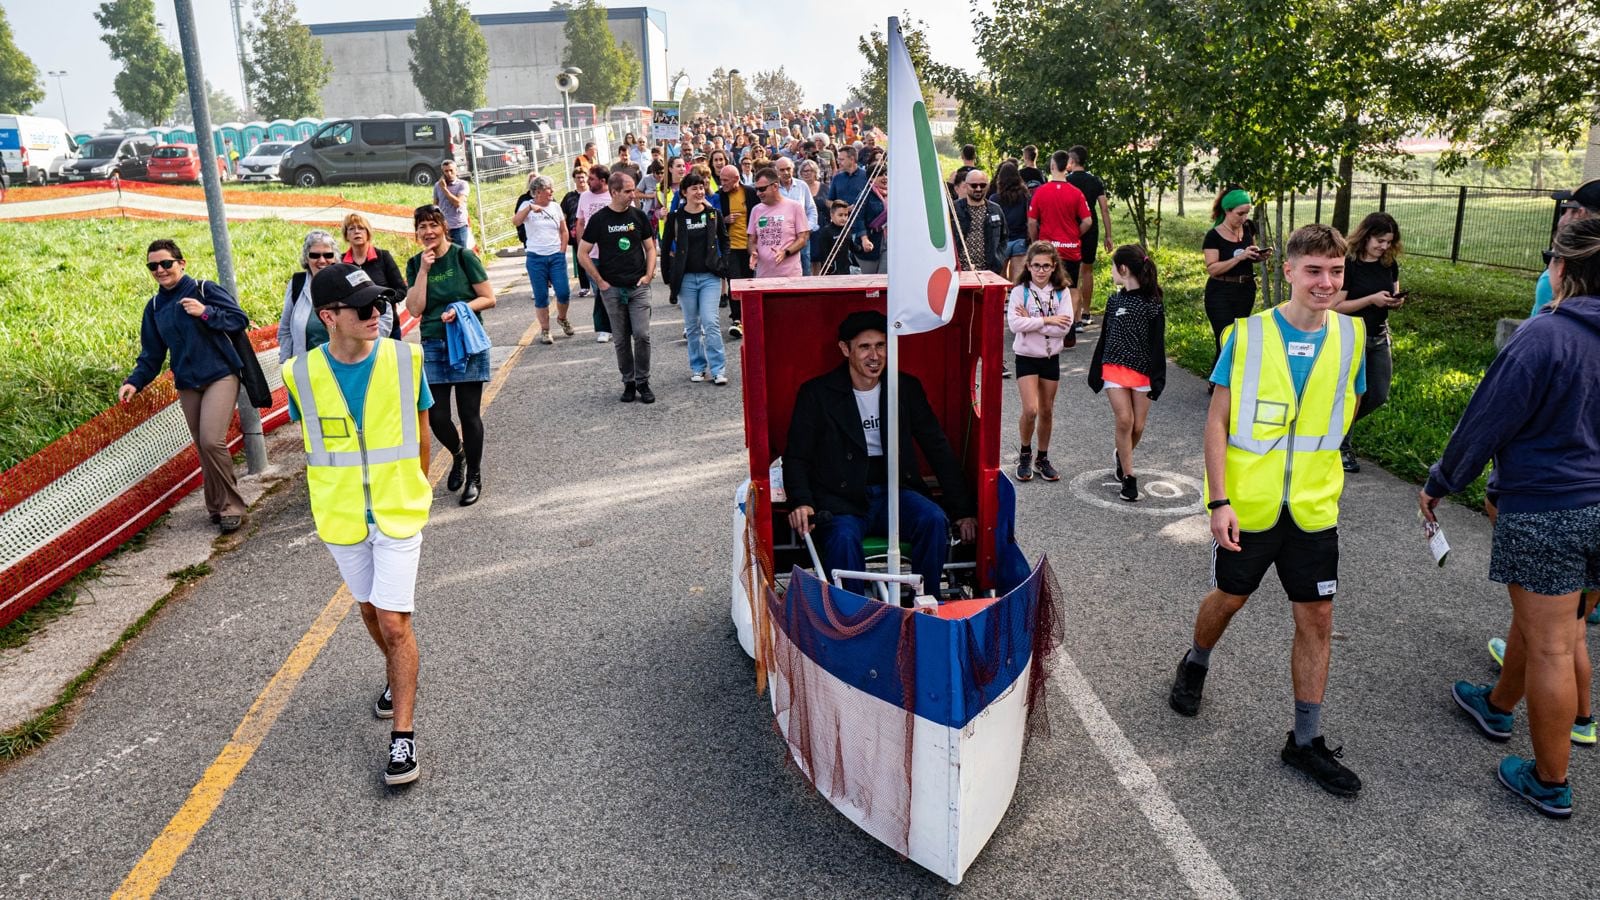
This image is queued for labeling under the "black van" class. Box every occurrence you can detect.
[61,133,157,183]
[279,116,466,187]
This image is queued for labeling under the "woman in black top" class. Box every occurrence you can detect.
[1201,186,1268,368]
[1088,245,1168,502]
[666,172,730,384]
[993,161,1032,281]
[561,163,592,295]
[1333,211,1403,472]
[340,212,406,339]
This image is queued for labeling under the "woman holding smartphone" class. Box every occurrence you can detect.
[1201,186,1266,368]
[1333,212,1403,473]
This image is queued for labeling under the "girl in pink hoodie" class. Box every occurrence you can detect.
[1008,241,1076,482]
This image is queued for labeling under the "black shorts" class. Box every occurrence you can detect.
[1061,258,1081,288]
[1213,515,1339,602]
[1080,229,1100,264]
[1013,353,1060,381]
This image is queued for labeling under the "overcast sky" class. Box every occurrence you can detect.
[12,2,985,133]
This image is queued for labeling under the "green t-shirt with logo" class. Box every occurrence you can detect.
[406,244,488,342]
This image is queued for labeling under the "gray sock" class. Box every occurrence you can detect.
[1294,700,1322,747]
[1185,643,1212,669]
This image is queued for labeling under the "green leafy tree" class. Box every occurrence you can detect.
[243,0,334,120]
[104,107,150,129]
[170,81,245,125]
[0,7,43,114]
[851,16,936,120]
[95,0,183,126]
[407,0,489,112]
[751,67,805,112]
[700,67,749,118]
[557,0,640,112]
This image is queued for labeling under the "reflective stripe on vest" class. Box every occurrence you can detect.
[285,340,430,544]
[1228,314,1357,455]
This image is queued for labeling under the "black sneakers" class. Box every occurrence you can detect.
[1169,655,1208,717]
[385,736,419,786]
[637,382,656,404]
[1341,447,1361,473]
[620,382,637,403]
[373,684,393,719]
[446,452,466,491]
[1114,451,1125,482]
[1016,447,1034,482]
[1120,475,1140,502]
[1281,731,1362,796]
[1034,453,1060,482]
[459,470,481,506]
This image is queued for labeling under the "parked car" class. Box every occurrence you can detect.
[235,141,297,183]
[465,133,525,173]
[469,118,551,160]
[61,133,157,183]
[0,115,78,185]
[279,116,465,187]
[146,144,228,184]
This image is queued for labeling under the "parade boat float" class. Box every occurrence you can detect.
[725,26,1061,881]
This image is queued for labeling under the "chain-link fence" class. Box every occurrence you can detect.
[1160,178,1562,271]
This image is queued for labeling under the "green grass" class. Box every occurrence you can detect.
[230,180,432,209]
[1106,206,1535,509]
[0,218,418,470]
[0,565,100,652]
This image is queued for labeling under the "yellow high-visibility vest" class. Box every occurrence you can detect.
[283,339,431,544]
[1207,309,1365,533]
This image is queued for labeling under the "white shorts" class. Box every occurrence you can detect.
[323,525,423,613]
[1103,378,1152,393]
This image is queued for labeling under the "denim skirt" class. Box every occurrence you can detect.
[422,338,490,384]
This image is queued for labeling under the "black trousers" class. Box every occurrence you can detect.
[1204,279,1258,372]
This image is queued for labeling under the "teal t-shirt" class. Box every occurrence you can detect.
[1531,270,1554,316]
[288,341,434,427]
[1210,308,1366,397]
[406,244,488,342]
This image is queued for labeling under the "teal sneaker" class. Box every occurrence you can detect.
[1453,681,1514,741]
[1488,637,1506,668]
[1587,605,1600,626]
[1497,755,1572,818]
[1574,717,1598,746]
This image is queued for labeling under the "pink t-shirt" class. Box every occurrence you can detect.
[576,189,611,259]
[747,197,807,278]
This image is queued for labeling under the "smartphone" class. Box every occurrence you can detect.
[1393,290,1410,301]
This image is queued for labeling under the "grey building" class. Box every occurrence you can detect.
[308,7,667,117]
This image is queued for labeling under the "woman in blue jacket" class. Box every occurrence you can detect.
[119,238,251,533]
[851,166,888,275]
[1425,218,1600,819]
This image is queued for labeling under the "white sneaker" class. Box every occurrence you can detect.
[690,371,705,383]
[596,332,612,343]
[578,288,592,297]
[713,373,729,386]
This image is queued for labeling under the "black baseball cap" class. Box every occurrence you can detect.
[1552,178,1600,213]
[312,263,396,309]
[838,310,888,342]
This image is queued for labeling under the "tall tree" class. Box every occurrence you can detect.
[557,0,640,112]
[170,81,245,125]
[851,17,935,119]
[407,0,489,112]
[243,0,334,120]
[700,67,749,118]
[0,7,43,114]
[751,67,804,112]
[94,0,183,126]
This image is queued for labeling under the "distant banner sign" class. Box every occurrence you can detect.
[651,102,681,142]
[763,107,782,132]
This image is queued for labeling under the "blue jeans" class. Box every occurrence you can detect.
[524,252,570,309]
[679,271,726,377]
[816,485,950,597]
[799,243,812,275]
[448,226,471,249]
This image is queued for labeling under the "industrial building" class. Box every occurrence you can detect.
[308,7,667,118]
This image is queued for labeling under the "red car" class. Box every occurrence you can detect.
[146,144,228,184]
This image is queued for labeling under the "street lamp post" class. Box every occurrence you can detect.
[727,68,740,120]
[47,71,70,131]
[558,66,582,180]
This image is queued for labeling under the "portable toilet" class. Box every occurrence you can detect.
[242,123,267,150]
[452,109,475,134]
[293,118,320,140]
[266,119,294,141]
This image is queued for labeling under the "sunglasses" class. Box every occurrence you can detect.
[756,183,777,192]
[328,303,380,320]
[307,252,337,261]
[414,204,442,216]
[146,259,181,271]
[967,183,989,190]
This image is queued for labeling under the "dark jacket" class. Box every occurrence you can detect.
[851,189,886,260]
[954,196,1008,275]
[1087,289,1168,401]
[560,189,582,233]
[784,364,973,519]
[1425,294,1600,514]
[666,203,729,290]
[125,275,249,392]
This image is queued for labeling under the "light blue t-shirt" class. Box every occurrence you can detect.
[288,342,434,428]
[1210,308,1366,397]
[1531,270,1554,316]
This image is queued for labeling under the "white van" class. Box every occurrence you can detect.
[0,115,78,185]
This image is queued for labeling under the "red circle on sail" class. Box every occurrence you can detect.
[926,266,953,317]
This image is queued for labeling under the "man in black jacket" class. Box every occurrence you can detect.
[953,169,1008,275]
[784,311,977,596]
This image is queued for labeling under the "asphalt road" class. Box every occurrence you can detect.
[1,275,1589,899]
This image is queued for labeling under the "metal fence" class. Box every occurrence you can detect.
[1162,179,1562,271]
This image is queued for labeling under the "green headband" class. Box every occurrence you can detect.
[1214,189,1252,226]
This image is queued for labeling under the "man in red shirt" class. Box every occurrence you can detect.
[1027,149,1094,333]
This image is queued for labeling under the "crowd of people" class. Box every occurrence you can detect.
[109,99,1600,813]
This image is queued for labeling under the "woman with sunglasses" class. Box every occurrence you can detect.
[279,229,392,365]
[1202,185,1268,369]
[119,239,251,533]
[405,204,495,506]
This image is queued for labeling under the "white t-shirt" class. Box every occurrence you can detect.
[517,199,564,256]
[854,385,883,457]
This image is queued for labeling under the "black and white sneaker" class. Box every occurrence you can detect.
[1120,475,1140,502]
[1281,731,1362,796]
[385,736,419,785]
[374,684,394,720]
[1114,451,1125,482]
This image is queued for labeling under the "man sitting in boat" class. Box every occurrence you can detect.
[784,310,977,596]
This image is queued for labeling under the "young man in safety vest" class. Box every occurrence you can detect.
[1168,223,1367,797]
[283,263,434,786]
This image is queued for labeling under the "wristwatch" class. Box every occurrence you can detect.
[1206,498,1230,511]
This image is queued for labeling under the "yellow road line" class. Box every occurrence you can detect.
[113,318,543,899]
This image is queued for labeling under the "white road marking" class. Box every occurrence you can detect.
[1054,652,1241,900]
[1069,468,1205,516]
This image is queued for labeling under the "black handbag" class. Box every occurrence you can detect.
[200,280,274,409]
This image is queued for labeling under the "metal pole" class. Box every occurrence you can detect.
[561,91,572,164]
[1451,185,1467,264]
[886,326,901,590]
[175,0,267,474]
